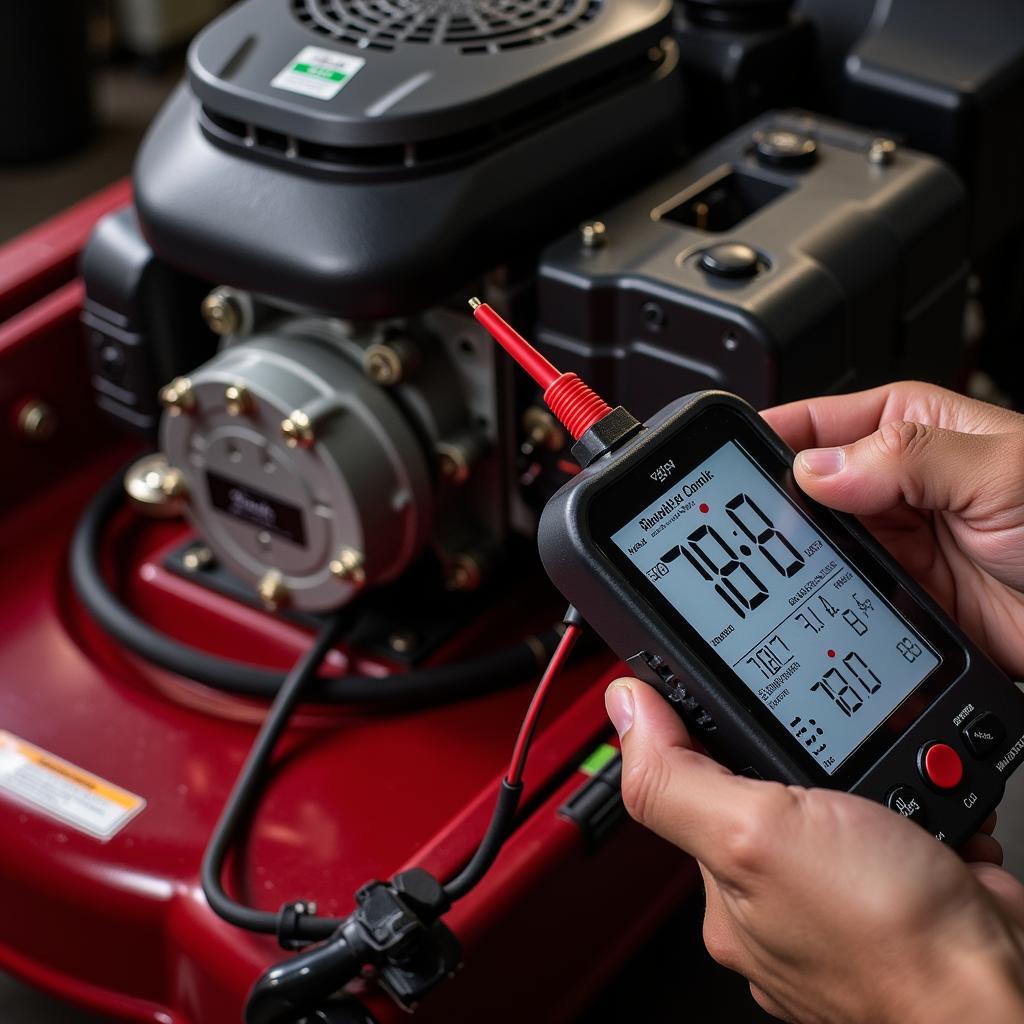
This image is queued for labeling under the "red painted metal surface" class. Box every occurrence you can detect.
[0,188,698,1023]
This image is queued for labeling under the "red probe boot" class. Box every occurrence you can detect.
[469,298,642,465]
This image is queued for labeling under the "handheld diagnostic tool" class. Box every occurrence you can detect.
[470,300,1024,848]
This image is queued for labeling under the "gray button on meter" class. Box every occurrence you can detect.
[699,243,761,278]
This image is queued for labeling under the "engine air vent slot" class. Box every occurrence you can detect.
[291,0,604,54]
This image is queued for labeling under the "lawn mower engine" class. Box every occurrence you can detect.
[0,1,983,1023]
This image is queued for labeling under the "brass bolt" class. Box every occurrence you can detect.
[580,220,607,249]
[437,442,471,485]
[159,376,196,415]
[183,546,214,572]
[388,631,417,655]
[224,383,253,417]
[363,339,416,387]
[257,570,289,611]
[123,453,189,518]
[445,552,484,593]
[16,399,58,442]
[201,287,244,336]
[868,138,897,166]
[281,410,315,449]
[522,407,564,452]
[330,548,367,588]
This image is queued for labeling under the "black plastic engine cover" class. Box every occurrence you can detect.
[535,110,968,419]
[132,0,682,318]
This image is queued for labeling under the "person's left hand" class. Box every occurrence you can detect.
[606,678,1024,1024]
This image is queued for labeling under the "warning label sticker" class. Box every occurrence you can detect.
[271,46,365,101]
[0,731,145,841]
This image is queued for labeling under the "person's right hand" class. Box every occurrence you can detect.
[761,382,1024,679]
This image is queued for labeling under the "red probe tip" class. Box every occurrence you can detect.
[469,300,612,441]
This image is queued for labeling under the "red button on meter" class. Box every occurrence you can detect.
[920,742,964,790]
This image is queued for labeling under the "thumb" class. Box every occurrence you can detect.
[604,678,749,865]
[793,420,1018,518]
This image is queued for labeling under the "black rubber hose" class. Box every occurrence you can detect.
[69,469,558,704]
[202,614,348,941]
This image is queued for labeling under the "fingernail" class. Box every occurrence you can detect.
[606,682,635,738]
[799,447,845,477]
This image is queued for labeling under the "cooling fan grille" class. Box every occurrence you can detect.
[292,0,604,54]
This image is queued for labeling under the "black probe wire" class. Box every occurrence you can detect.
[69,469,562,705]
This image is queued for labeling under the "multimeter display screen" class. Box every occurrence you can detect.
[610,440,940,775]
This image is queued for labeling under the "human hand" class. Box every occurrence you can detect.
[760,382,1024,678]
[607,678,1024,1024]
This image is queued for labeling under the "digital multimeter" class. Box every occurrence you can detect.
[538,390,1024,846]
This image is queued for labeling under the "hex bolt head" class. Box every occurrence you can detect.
[224,383,253,417]
[159,376,196,415]
[281,410,315,449]
[868,138,897,166]
[363,340,416,387]
[257,570,289,611]
[579,220,607,249]
[16,399,58,442]
[330,548,367,588]
[201,287,244,336]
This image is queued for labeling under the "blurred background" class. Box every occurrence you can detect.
[0,1,231,242]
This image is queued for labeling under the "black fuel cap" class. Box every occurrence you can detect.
[699,243,762,279]
[753,129,817,170]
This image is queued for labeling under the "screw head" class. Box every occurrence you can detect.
[330,548,367,588]
[257,570,289,611]
[16,399,58,442]
[868,138,897,166]
[281,410,315,449]
[159,376,196,415]
[201,288,243,336]
[580,220,607,249]
[224,383,253,417]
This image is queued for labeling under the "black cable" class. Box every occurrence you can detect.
[69,469,559,704]
[442,778,523,903]
[201,614,348,943]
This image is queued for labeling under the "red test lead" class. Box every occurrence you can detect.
[469,298,613,440]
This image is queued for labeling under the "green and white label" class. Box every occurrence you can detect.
[271,46,365,101]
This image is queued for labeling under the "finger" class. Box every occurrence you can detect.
[606,679,772,871]
[980,811,998,836]
[792,423,1023,520]
[960,832,1004,866]
[970,862,1024,929]
[750,983,795,1022]
[761,382,1024,453]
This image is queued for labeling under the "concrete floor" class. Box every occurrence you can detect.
[5,49,1024,1024]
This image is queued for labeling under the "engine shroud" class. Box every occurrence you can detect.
[133,0,682,319]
